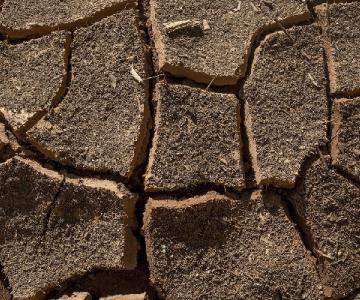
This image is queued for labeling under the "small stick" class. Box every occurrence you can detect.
[130,66,143,83]
[206,77,216,90]
[143,73,165,81]
[317,145,328,168]
[234,1,242,12]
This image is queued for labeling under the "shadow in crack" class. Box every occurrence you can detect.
[45,266,159,300]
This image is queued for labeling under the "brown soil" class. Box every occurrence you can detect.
[317,2,360,96]
[27,9,149,178]
[145,83,245,192]
[289,157,359,299]
[0,32,69,134]
[144,191,321,299]
[0,157,137,300]
[0,0,359,300]
[244,24,327,189]
[331,98,360,181]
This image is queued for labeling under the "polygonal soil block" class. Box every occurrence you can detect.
[316,2,360,96]
[0,157,137,300]
[0,32,70,133]
[331,98,360,180]
[0,0,135,38]
[145,83,245,192]
[150,0,309,84]
[28,10,149,177]
[290,158,360,299]
[244,24,327,188]
[144,191,321,299]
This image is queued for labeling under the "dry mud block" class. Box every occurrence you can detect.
[290,158,360,299]
[0,0,134,38]
[144,191,321,299]
[0,32,69,133]
[332,98,360,180]
[317,2,360,96]
[145,83,245,192]
[0,157,137,300]
[244,24,327,188]
[150,0,309,85]
[28,10,149,177]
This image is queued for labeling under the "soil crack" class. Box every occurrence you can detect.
[41,175,65,237]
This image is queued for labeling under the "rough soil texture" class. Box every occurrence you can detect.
[317,2,360,96]
[150,0,309,85]
[0,0,134,38]
[1,0,359,299]
[144,191,321,299]
[0,157,137,300]
[290,158,360,299]
[145,83,245,192]
[244,24,328,189]
[0,32,69,134]
[331,98,360,180]
[28,10,149,177]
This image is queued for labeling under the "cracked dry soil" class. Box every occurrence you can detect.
[0,0,359,300]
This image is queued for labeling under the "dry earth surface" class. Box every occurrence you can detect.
[0,0,359,300]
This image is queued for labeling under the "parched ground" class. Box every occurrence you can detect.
[0,1,359,300]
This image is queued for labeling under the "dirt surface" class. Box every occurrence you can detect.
[28,10,149,177]
[290,158,360,299]
[244,24,327,189]
[0,0,359,299]
[144,191,321,299]
[149,0,309,85]
[0,157,137,300]
[317,2,360,96]
[331,98,360,180]
[0,0,134,38]
[145,83,245,192]
[0,32,69,133]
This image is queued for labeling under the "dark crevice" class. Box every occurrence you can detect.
[50,31,73,110]
[145,183,247,202]
[128,0,155,191]
[0,262,12,300]
[0,31,73,142]
[281,196,318,260]
[41,176,65,237]
[44,267,151,300]
[278,153,324,266]
[237,80,256,190]
[320,25,334,154]
[341,288,360,300]
[332,89,360,99]
[306,0,318,20]
[1,1,136,41]
[332,165,360,188]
